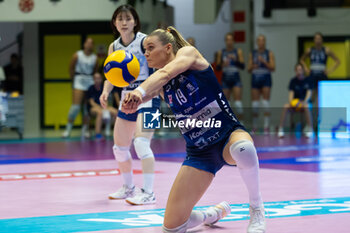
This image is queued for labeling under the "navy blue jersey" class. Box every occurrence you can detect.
[222,48,239,76]
[87,84,103,107]
[252,49,271,77]
[163,66,244,150]
[288,76,312,100]
[310,47,327,75]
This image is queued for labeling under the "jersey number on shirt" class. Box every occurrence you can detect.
[175,89,187,105]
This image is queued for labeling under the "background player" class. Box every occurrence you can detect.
[99,4,160,205]
[123,26,265,233]
[62,38,98,138]
[216,32,245,122]
[278,64,313,138]
[299,32,340,104]
[248,35,275,134]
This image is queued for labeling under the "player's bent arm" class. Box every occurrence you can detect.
[326,47,340,74]
[69,53,78,79]
[138,46,200,100]
[304,89,312,103]
[247,53,254,73]
[267,51,275,71]
[300,48,311,72]
[288,91,294,103]
[102,80,114,95]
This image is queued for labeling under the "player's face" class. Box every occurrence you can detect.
[295,65,304,78]
[115,11,136,36]
[314,34,323,46]
[257,36,265,49]
[143,36,170,69]
[84,38,94,52]
[225,34,234,48]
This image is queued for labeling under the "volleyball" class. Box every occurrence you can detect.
[103,50,140,87]
[290,98,302,111]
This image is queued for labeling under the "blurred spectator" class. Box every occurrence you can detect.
[215,32,245,122]
[248,35,275,134]
[62,37,98,138]
[278,63,313,138]
[3,54,23,95]
[87,73,117,139]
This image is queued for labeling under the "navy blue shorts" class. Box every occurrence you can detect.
[251,74,272,89]
[118,97,160,122]
[222,73,242,89]
[182,127,245,175]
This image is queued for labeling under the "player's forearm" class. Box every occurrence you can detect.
[103,80,114,94]
[139,69,171,100]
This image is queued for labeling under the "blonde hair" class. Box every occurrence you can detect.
[148,26,191,54]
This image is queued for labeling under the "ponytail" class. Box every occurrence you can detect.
[148,26,191,54]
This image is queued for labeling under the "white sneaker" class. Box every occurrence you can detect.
[205,201,231,226]
[125,188,156,205]
[82,129,91,139]
[247,205,266,233]
[62,130,70,138]
[108,185,135,200]
[303,126,314,138]
[277,127,284,138]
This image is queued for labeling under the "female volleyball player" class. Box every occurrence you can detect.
[248,35,275,134]
[216,32,245,122]
[99,4,159,205]
[122,27,266,233]
[62,37,98,138]
[299,32,340,104]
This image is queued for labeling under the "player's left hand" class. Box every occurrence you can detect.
[122,90,143,114]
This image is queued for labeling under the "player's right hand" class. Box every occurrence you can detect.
[99,92,109,109]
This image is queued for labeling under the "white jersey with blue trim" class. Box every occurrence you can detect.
[113,32,149,82]
[75,50,97,76]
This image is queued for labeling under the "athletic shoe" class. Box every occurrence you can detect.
[95,133,103,140]
[303,126,314,138]
[205,201,231,226]
[247,205,266,233]
[82,129,91,139]
[277,127,285,138]
[125,188,156,205]
[62,130,70,138]
[108,185,135,200]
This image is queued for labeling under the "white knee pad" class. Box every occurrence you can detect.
[113,144,131,162]
[261,99,270,113]
[252,101,260,114]
[162,220,188,233]
[134,137,154,160]
[229,140,258,169]
[234,101,243,115]
[68,104,80,121]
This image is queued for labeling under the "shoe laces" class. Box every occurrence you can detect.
[250,207,265,225]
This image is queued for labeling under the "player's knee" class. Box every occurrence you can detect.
[229,140,258,169]
[252,101,260,114]
[68,104,80,120]
[234,101,243,114]
[261,99,270,112]
[134,137,154,160]
[113,144,131,162]
[162,221,188,233]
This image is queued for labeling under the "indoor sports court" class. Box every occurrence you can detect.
[1,0,350,233]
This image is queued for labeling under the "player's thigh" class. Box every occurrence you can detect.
[113,117,137,146]
[233,86,242,100]
[72,89,85,105]
[261,87,271,100]
[251,88,261,100]
[163,165,214,228]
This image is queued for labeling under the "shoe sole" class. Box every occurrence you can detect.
[125,199,156,205]
[108,196,126,200]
